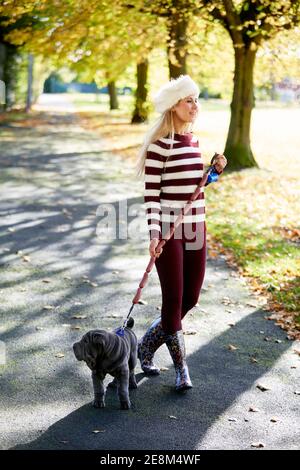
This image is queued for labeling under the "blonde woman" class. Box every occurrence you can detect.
[135,75,227,392]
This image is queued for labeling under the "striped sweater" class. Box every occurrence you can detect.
[144,132,206,240]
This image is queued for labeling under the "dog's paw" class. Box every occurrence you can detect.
[93,399,105,409]
[129,378,138,389]
[120,400,131,410]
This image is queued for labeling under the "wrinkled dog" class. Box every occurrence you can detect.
[73,317,137,410]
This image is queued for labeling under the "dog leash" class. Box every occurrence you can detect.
[115,153,221,337]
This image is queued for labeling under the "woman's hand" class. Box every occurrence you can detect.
[149,238,163,258]
[213,154,227,173]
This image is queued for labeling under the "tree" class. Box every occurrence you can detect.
[199,0,300,170]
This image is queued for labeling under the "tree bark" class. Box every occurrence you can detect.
[167,13,188,78]
[107,80,118,110]
[131,59,149,123]
[224,45,258,170]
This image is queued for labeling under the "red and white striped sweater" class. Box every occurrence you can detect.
[144,132,206,241]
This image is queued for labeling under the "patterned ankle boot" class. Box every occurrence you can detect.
[137,318,166,376]
[165,330,193,392]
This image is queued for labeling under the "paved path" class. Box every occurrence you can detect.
[0,95,299,450]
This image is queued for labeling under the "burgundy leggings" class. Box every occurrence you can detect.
[154,223,207,334]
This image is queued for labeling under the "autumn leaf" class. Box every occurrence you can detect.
[227,344,239,351]
[251,442,265,448]
[256,384,270,392]
[183,329,197,335]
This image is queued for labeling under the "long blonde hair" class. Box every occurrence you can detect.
[134,106,194,179]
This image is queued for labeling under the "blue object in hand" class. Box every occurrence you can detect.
[205,167,219,185]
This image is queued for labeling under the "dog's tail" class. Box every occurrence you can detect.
[126,317,134,329]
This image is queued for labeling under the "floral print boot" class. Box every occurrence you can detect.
[137,318,166,375]
[165,330,193,392]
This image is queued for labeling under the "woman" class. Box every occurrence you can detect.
[135,75,227,392]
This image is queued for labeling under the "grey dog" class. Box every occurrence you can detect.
[73,317,137,410]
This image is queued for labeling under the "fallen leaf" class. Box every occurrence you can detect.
[63,276,72,280]
[71,326,81,330]
[90,282,98,287]
[74,301,83,306]
[228,417,237,422]
[71,315,87,319]
[112,271,119,275]
[22,255,31,262]
[251,442,265,448]
[270,418,278,423]
[8,227,15,232]
[250,357,258,364]
[264,337,272,342]
[256,384,270,392]
[169,416,178,420]
[43,305,55,310]
[246,302,258,308]
[228,344,239,351]
[228,323,235,327]
[249,407,259,412]
[159,367,169,371]
[183,329,197,335]
[42,279,51,283]
[55,353,65,358]
[35,327,44,331]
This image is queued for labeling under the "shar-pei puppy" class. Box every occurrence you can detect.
[73,317,137,410]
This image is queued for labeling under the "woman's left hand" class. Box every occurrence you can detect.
[213,154,227,173]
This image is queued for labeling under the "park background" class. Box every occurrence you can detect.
[1,0,299,336]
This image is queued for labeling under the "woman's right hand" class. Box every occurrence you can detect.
[149,238,163,258]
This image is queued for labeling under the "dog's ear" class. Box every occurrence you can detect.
[91,331,106,346]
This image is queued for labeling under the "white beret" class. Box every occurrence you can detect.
[152,74,200,114]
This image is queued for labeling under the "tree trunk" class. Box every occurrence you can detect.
[26,53,34,113]
[167,13,188,78]
[107,80,118,109]
[224,46,258,170]
[0,42,6,111]
[131,59,149,124]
